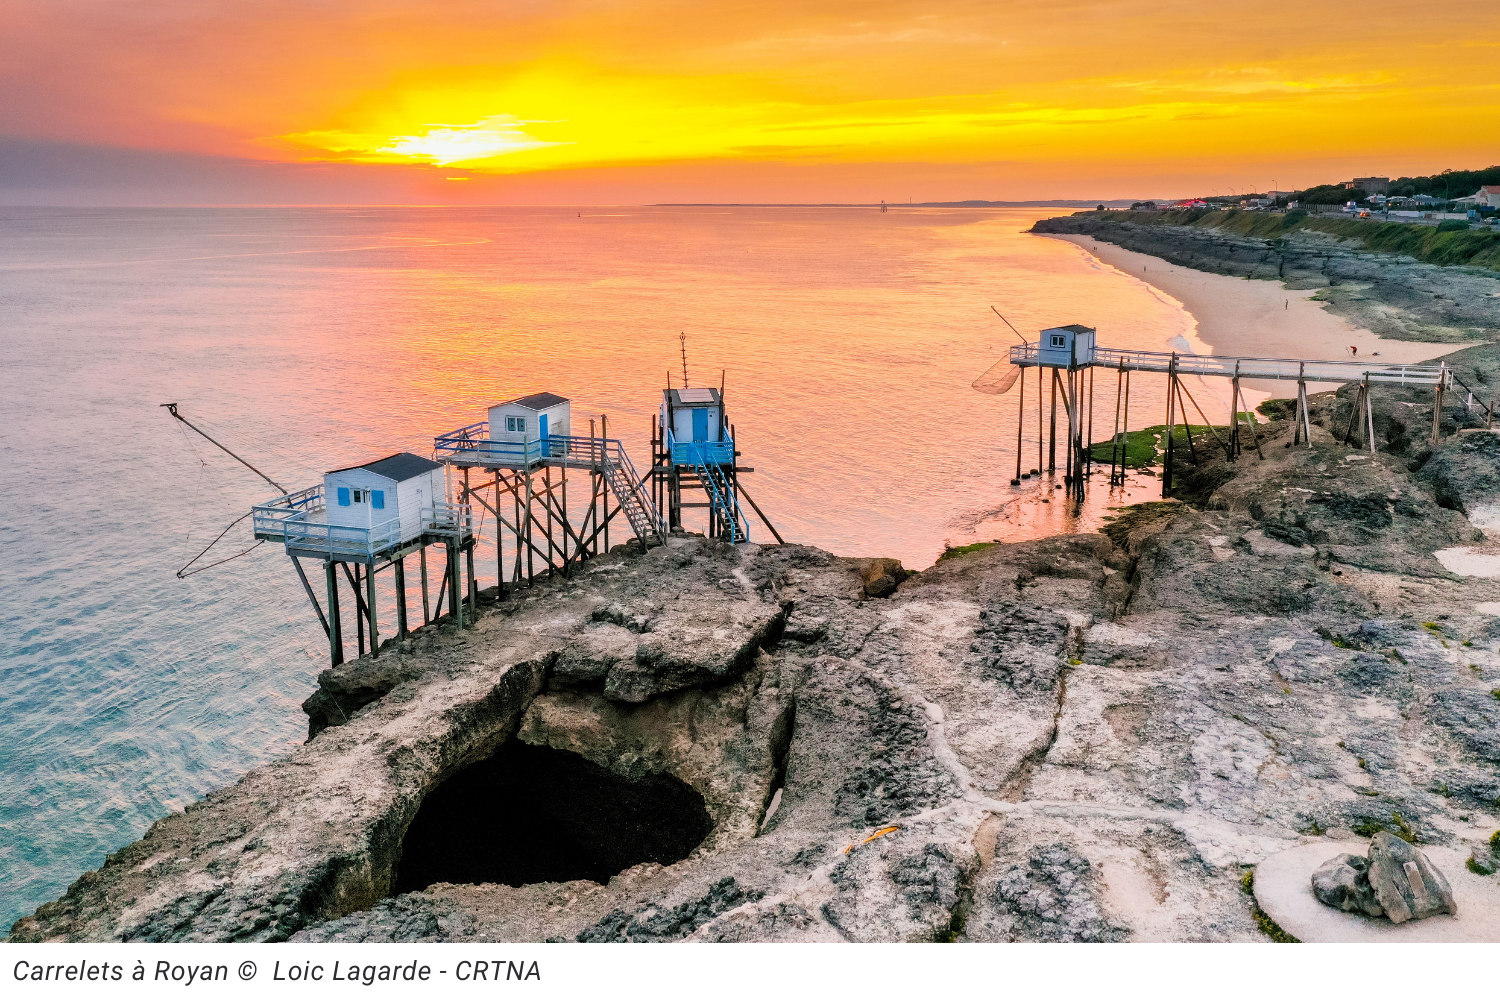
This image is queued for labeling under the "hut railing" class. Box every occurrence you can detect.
[664,429,734,466]
[1007,341,1449,386]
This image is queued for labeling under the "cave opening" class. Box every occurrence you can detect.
[392,740,713,895]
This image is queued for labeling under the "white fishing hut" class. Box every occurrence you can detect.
[488,392,571,444]
[325,452,446,545]
[1036,324,1097,368]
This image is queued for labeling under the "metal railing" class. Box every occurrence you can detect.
[1008,343,1450,386]
[252,485,472,558]
[432,424,664,543]
[434,421,570,467]
[665,429,735,466]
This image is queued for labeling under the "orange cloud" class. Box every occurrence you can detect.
[2,0,1497,199]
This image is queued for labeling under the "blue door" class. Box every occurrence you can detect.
[539,413,549,440]
[691,408,708,442]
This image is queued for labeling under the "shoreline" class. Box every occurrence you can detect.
[1042,233,1460,393]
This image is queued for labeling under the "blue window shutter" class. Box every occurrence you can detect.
[371,490,385,509]
[337,487,350,506]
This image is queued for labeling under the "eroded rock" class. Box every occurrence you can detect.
[1367,832,1457,923]
[1311,853,1384,917]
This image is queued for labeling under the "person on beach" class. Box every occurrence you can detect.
[1349,345,1358,357]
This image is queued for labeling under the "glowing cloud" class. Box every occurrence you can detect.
[376,115,566,165]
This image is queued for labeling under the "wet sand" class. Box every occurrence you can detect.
[1044,233,1459,393]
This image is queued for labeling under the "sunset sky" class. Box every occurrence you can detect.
[3,0,1496,204]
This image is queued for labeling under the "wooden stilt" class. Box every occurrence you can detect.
[290,555,329,637]
[366,560,379,656]
[1048,369,1058,472]
[1431,365,1446,442]
[1037,367,1043,474]
[419,545,430,626]
[325,560,343,667]
[1163,357,1177,497]
[1013,360,1025,484]
[1176,380,1199,464]
[394,556,408,639]
[466,542,477,618]
[448,542,462,627]
[1086,367,1095,477]
[353,563,365,656]
[1365,381,1377,453]
[1063,370,1073,485]
[1109,361,1124,485]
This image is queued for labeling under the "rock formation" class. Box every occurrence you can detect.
[10,343,1500,943]
[1365,831,1457,923]
[1311,853,1384,917]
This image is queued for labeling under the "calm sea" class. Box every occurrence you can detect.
[0,205,1224,928]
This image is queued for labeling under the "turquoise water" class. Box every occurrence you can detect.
[0,206,1208,929]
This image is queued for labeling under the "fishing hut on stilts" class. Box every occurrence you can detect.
[431,392,665,598]
[986,323,1494,503]
[251,452,474,668]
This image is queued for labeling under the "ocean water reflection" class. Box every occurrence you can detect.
[0,205,1239,927]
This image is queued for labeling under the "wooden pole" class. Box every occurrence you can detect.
[466,541,477,617]
[1048,369,1058,473]
[601,414,611,551]
[1013,361,1025,484]
[290,555,329,637]
[1300,380,1313,447]
[1109,361,1123,485]
[501,476,513,593]
[1431,365,1445,443]
[420,546,431,625]
[366,560,379,657]
[1229,374,1241,458]
[353,563,365,656]
[1163,357,1177,497]
[1175,380,1199,464]
[1037,366,1043,474]
[1086,366,1095,477]
[1063,370,1073,485]
[325,560,343,666]
[1365,381,1377,453]
[448,542,462,627]
[394,556,408,640]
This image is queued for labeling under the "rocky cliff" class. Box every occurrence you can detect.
[12,345,1500,943]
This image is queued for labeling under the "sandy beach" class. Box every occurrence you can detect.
[1044,233,1460,393]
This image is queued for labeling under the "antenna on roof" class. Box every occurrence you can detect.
[679,331,690,387]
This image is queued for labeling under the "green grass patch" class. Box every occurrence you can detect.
[937,541,998,562]
[1088,423,1230,468]
[1240,870,1299,942]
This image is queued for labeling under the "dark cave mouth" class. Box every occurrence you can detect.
[392,740,713,895]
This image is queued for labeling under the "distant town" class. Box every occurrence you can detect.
[1129,164,1500,227]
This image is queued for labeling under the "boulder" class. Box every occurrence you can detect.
[859,558,908,598]
[1367,831,1457,923]
[1310,853,1384,917]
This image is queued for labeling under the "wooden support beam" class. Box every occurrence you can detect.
[737,481,785,544]
[325,560,343,667]
[1048,368,1058,472]
[366,559,379,656]
[1013,356,1026,484]
[394,556,408,639]
[290,555,330,637]
[419,546,430,626]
